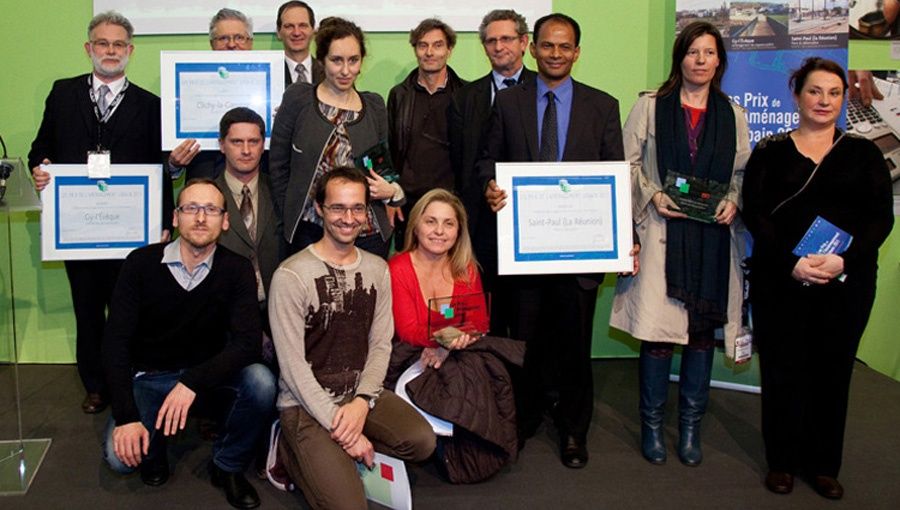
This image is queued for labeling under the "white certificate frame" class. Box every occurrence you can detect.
[40,164,162,261]
[160,51,285,150]
[496,161,633,275]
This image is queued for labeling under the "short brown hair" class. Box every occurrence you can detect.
[789,57,848,96]
[409,18,456,48]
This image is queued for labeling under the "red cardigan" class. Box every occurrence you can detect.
[389,251,489,348]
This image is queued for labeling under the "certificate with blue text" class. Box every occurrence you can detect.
[160,51,284,150]
[495,162,633,275]
[40,165,162,261]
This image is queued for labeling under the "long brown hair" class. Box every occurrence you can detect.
[402,189,478,283]
[658,21,728,98]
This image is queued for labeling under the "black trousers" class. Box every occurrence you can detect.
[511,274,598,441]
[753,273,875,477]
[64,259,123,395]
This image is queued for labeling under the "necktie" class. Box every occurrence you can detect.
[240,185,256,241]
[295,63,309,84]
[502,78,517,89]
[97,85,111,116]
[540,91,558,162]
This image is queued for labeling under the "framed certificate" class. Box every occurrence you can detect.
[496,161,633,275]
[160,51,285,150]
[40,164,163,261]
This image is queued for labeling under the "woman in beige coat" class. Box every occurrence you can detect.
[610,21,750,467]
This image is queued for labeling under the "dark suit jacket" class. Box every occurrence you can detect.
[477,78,624,289]
[214,172,281,296]
[269,83,392,243]
[29,73,174,231]
[283,58,325,88]
[449,69,536,272]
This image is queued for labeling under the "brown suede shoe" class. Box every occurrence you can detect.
[81,393,107,414]
[813,476,844,500]
[764,471,794,494]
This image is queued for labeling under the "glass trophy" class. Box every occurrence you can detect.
[427,292,490,349]
[663,171,728,223]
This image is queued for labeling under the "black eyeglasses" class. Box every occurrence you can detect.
[177,203,225,216]
[321,204,367,216]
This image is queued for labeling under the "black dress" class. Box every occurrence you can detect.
[742,131,894,477]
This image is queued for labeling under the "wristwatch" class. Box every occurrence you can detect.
[358,395,376,409]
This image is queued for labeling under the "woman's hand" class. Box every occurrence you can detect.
[366,169,395,201]
[420,346,450,369]
[447,333,479,350]
[791,254,844,285]
[652,191,688,219]
[714,199,737,225]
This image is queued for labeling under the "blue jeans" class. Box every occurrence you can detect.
[103,363,276,473]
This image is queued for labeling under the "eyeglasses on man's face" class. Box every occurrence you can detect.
[212,34,252,45]
[321,204,367,216]
[90,39,130,52]
[177,203,225,216]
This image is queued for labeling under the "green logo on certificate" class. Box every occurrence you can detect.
[559,179,571,193]
[97,180,108,192]
[217,67,229,79]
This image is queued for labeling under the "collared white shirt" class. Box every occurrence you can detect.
[91,73,127,117]
[161,238,216,291]
[285,54,314,84]
[490,66,525,104]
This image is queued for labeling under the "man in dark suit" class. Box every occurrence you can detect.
[276,1,324,87]
[168,8,268,181]
[214,107,281,363]
[477,13,625,469]
[28,11,174,414]
[449,9,535,335]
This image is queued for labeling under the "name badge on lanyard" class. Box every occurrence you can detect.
[87,75,129,177]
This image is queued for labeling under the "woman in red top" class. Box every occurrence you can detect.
[389,189,489,368]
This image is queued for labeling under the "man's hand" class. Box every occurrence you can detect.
[113,421,150,467]
[168,139,201,168]
[485,179,508,212]
[155,382,196,436]
[31,158,51,192]
[652,191,688,219]
[343,434,375,468]
[331,397,369,447]
[714,199,738,225]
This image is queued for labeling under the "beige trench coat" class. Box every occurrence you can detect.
[609,92,750,359]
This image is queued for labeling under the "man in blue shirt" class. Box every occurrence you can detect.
[478,13,627,469]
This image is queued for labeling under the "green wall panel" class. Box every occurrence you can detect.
[1,1,897,383]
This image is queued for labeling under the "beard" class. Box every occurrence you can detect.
[91,51,129,79]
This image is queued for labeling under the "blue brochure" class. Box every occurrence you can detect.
[792,216,853,257]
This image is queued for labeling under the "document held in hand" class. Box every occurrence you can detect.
[792,216,853,257]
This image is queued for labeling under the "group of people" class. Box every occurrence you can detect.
[26,2,893,509]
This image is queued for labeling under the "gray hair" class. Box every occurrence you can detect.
[209,8,253,39]
[88,11,134,41]
[478,9,528,43]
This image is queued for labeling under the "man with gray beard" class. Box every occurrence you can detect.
[29,10,173,415]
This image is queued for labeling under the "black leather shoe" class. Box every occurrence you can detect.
[81,393,107,414]
[140,455,169,487]
[560,435,588,469]
[764,471,793,494]
[209,461,261,509]
[813,476,843,500]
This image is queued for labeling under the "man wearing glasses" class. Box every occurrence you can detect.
[102,178,276,509]
[168,8,261,180]
[28,11,174,416]
[268,168,434,509]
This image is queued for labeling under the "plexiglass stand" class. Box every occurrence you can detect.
[0,158,50,495]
